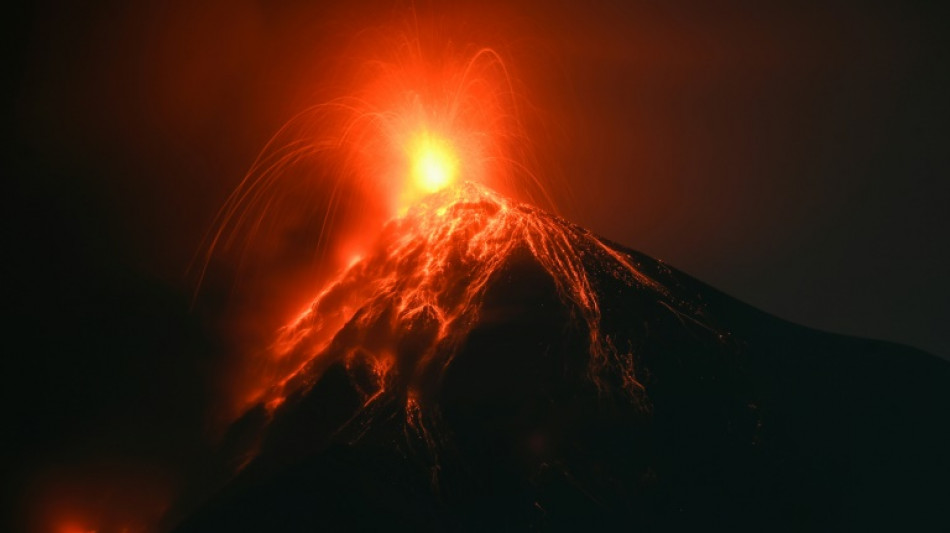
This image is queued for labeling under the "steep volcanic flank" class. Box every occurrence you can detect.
[258,182,687,416]
[176,184,950,531]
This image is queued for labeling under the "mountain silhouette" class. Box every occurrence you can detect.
[174,183,950,531]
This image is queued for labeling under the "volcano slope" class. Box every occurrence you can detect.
[177,184,950,531]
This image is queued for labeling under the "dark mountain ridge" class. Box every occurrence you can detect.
[175,183,950,531]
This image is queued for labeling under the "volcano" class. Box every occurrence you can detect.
[175,183,950,531]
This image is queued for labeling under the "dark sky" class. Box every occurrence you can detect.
[5,0,948,530]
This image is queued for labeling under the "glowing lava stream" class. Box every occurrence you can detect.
[258,181,672,416]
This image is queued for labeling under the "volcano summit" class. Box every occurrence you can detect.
[177,183,950,531]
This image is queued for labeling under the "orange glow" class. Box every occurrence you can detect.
[194,22,564,422]
[30,463,167,533]
[58,524,96,533]
[408,131,458,194]
[254,182,667,422]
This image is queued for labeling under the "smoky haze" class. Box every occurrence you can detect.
[5,0,948,531]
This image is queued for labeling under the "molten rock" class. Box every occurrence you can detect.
[177,183,950,531]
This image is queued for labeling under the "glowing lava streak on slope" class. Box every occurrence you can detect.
[259,182,673,426]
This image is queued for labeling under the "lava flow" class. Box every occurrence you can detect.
[253,180,682,432]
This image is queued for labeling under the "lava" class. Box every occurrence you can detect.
[253,181,674,435]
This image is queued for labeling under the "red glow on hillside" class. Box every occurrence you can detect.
[247,182,668,436]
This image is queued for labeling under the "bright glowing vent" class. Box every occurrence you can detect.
[409,131,458,193]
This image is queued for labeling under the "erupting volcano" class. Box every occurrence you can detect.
[176,182,950,531]
[168,22,950,533]
[12,3,950,532]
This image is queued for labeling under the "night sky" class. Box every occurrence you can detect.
[5,0,948,530]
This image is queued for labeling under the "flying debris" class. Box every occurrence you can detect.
[176,183,950,531]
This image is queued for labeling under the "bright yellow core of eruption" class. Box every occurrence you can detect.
[409,132,458,193]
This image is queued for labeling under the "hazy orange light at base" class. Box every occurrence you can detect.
[57,524,96,533]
